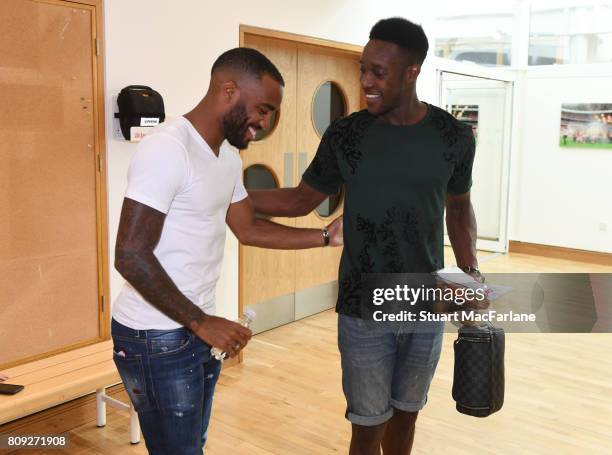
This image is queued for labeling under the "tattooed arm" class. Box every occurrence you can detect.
[114,198,251,357]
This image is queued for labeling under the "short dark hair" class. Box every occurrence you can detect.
[369,17,429,64]
[211,47,285,86]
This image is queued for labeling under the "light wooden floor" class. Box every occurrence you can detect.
[9,250,612,454]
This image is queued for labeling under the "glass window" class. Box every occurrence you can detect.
[243,165,278,219]
[529,1,612,65]
[315,187,343,218]
[434,5,515,67]
[253,109,279,141]
[243,164,277,190]
[312,81,346,137]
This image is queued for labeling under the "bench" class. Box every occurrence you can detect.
[0,341,140,444]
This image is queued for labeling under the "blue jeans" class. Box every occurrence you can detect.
[338,314,444,426]
[111,319,221,455]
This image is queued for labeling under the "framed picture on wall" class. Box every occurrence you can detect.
[560,103,612,149]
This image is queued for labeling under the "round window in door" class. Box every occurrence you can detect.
[315,186,343,218]
[312,81,347,137]
[243,164,278,190]
[243,164,278,219]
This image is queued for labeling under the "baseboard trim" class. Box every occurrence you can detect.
[509,241,612,266]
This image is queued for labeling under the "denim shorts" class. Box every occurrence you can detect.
[337,314,444,426]
[111,318,221,455]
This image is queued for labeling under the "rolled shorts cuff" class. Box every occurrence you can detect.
[346,408,394,426]
[390,396,427,413]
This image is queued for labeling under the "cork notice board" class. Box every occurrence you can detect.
[0,0,103,367]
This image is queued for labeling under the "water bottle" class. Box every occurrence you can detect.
[210,309,256,361]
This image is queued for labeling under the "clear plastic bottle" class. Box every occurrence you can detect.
[210,309,256,361]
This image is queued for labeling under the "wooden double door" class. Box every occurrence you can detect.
[240,31,362,333]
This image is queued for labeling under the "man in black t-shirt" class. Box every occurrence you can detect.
[250,18,482,455]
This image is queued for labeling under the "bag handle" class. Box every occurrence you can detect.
[123,85,153,91]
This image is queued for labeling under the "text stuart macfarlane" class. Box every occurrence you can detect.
[373,310,536,323]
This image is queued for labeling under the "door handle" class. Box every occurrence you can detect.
[283,152,294,187]
[298,152,309,179]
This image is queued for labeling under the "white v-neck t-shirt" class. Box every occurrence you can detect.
[112,117,247,330]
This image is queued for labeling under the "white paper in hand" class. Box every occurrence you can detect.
[435,266,511,301]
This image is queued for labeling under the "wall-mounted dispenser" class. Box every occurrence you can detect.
[114,85,165,141]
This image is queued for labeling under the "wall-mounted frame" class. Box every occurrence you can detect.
[560,103,612,150]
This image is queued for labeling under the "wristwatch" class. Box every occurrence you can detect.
[322,228,330,246]
[460,265,480,275]
[461,265,483,282]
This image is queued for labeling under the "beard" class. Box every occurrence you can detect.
[223,101,251,149]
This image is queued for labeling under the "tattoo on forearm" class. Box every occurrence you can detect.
[115,250,205,328]
[115,199,205,330]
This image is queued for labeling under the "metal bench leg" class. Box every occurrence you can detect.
[129,403,141,444]
[96,388,106,427]
[95,386,140,444]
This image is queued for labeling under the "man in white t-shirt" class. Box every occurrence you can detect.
[111,48,342,455]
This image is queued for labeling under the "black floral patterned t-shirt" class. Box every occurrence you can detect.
[302,103,476,317]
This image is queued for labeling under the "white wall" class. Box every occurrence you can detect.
[103,1,609,326]
[510,65,612,253]
[422,58,612,255]
[103,0,432,319]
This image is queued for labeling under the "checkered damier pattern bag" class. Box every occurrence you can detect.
[452,323,505,417]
